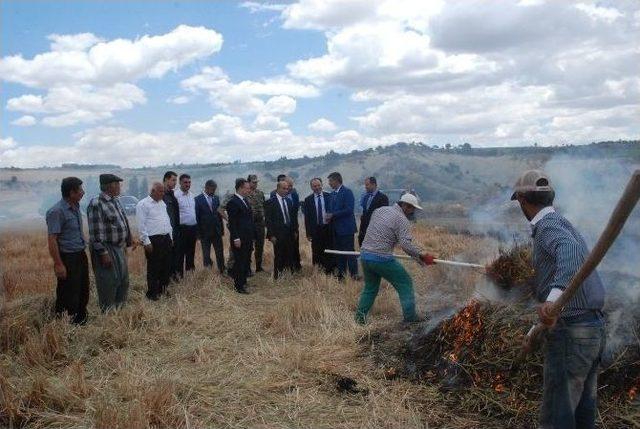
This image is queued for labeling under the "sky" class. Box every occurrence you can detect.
[0,0,638,168]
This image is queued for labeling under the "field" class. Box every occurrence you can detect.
[1,223,638,428]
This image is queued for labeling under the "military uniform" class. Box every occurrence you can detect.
[246,188,266,271]
[221,192,235,273]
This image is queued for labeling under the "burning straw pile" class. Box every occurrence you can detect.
[486,243,535,290]
[368,300,640,428]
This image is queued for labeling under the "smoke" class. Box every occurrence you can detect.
[545,155,640,351]
[466,154,640,350]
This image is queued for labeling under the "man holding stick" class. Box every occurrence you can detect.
[511,170,605,429]
[355,193,435,324]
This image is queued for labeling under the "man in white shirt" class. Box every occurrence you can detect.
[174,173,198,278]
[136,182,173,300]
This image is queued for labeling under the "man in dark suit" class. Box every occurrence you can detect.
[265,180,298,279]
[325,172,359,280]
[226,178,255,294]
[358,176,389,247]
[270,174,302,271]
[162,171,180,282]
[304,177,334,274]
[195,180,225,273]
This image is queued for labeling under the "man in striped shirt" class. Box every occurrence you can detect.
[511,170,605,429]
[355,193,435,324]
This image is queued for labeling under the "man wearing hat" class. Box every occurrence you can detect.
[87,174,135,312]
[246,174,266,273]
[355,193,435,324]
[510,170,605,429]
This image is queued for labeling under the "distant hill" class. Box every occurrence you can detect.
[1,140,638,223]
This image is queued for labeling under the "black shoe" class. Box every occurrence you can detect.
[247,270,254,277]
[256,266,264,272]
[351,275,363,281]
[235,287,249,294]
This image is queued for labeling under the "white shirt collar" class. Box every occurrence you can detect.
[333,185,342,193]
[530,206,555,226]
[234,192,244,200]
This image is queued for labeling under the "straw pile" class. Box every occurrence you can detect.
[367,300,640,428]
[486,243,535,290]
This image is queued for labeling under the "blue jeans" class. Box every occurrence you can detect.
[540,316,605,429]
[334,234,358,278]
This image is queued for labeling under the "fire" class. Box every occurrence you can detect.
[629,386,638,401]
[494,384,505,393]
[442,300,484,358]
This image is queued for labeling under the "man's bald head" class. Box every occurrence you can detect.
[150,181,164,201]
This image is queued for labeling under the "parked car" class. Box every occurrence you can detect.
[119,195,139,215]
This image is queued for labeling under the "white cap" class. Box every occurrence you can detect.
[399,193,423,210]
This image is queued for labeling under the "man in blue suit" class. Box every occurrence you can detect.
[325,172,359,280]
[195,180,225,273]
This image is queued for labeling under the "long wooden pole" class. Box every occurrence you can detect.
[324,249,485,269]
[523,169,640,353]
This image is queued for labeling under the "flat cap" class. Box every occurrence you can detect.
[99,173,123,186]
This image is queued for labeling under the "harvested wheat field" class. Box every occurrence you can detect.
[1,225,638,428]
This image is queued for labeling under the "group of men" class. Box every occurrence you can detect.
[45,170,392,311]
[46,167,606,429]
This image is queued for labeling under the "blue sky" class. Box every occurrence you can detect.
[1,1,638,167]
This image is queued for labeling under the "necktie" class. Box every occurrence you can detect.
[281,198,290,225]
[366,193,374,211]
[316,194,323,225]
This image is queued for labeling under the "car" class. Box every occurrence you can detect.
[119,195,139,215]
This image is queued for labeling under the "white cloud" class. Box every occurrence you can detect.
[308,117,337,132]
[0,25,223,88]
[7,83,146,126]
[47,33,104,52]
[0,137,18,150]
[167,95,191,105]
[240,2,287,13]
[10,115,37,126]
[1,25,222,127]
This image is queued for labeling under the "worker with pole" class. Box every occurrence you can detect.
[511,170,606,429]
[354,193,435,324]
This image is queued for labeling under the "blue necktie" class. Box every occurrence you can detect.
[316,194,323,225]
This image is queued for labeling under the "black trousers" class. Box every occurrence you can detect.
[201,231,225,273]
[176,225,197,277]
[232,241,252,290]
[146,234,172,299]
[293,231,302,271]
[273,232,296,279]
[56,250,90,324]
[311,224,335,274]
[169,226,180,281]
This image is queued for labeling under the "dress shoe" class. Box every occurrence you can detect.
[235,287,249,294]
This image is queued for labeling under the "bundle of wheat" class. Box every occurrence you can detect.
[367,300,640,428]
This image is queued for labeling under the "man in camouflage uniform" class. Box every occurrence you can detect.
[219,191,235,275]
[246,174,266,272]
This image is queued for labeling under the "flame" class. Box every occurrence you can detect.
[442,300,484,358]
[629,386,638,401]
[494,383,505,393]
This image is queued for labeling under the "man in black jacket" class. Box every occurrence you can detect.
[226,178,255,293]
[303,177,334,274]
[265,180,298,279]
[162,171,180,281]
[195,180,225,273]
[358,176,389,247]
